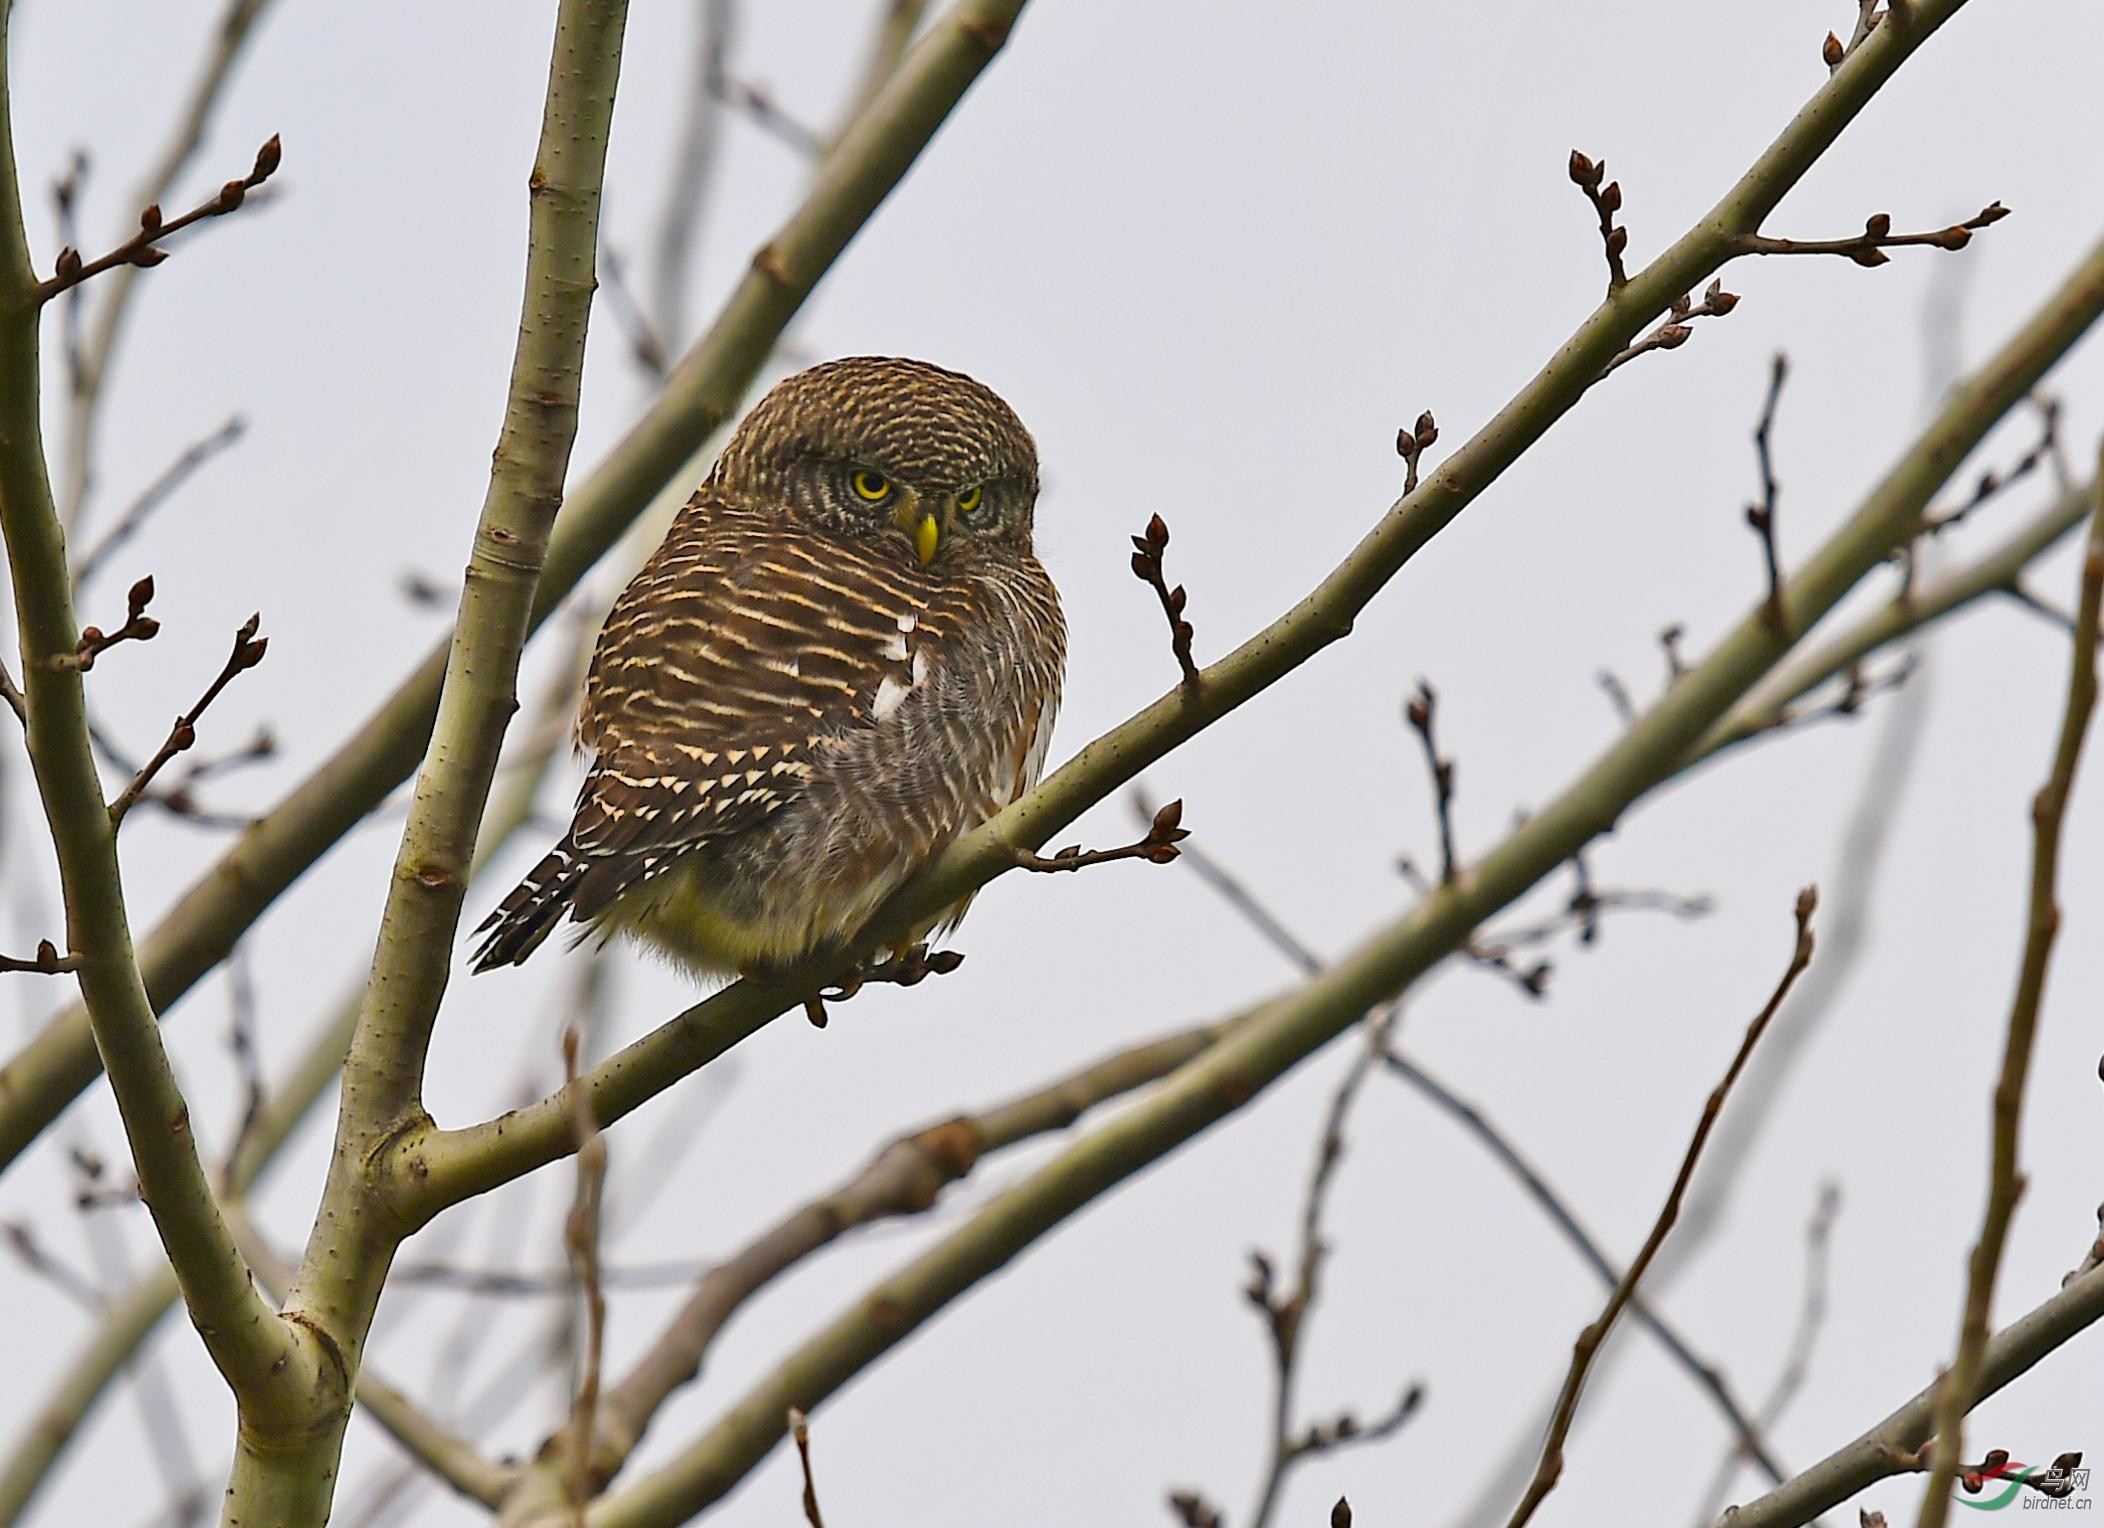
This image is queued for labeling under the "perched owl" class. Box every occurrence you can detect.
[470,356,1064,983]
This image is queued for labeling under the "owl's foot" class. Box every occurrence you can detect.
[804,943,965,1028]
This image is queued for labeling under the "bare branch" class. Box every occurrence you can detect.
[1746,354,1789,629]
[1567,150,1629,292]
[0,939,80,975]
[1404,683,1458,885]
[108,614,268,826]
[1015,797,1189,872]
[55,574,160,671]
[562,1026,610,1517]
[1395,411,1438,495]
[1733,201,2008,266]
[1130,513,1201,688]
[1504,888,1818,1528]
[789,1409,827,1528]
[1915,462,2104,1528]
[1600,280,1739,377]
[36,135,282,304]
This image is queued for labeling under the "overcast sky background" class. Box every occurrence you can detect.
[4,3,2104,1525]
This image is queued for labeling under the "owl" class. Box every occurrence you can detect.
[470,357,1065,989]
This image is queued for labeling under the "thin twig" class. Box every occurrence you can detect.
[73,416,245,589]
[1395,411,1439,495]
[1014,797,1188,872]
[562,1025,610,1519]
[0,938,80,975]
[1747,354,1789,629]
[1130,513,1201,687]
[1567,150,1628,292]
[56,574,160,671]
[789,1408,826,1528]
[1504,887,1819,1528]
[1918,397,2058,539]
[108,614,268,825]
[1404,683,1458,885]
[1732,201,2008,267]
[37,136,281,304]
[1245,1009,1424,1528]
[1600,279,1739,377]
[1916,461,2104,1528]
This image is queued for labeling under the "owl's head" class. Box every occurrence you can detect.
[713,356,1041,564]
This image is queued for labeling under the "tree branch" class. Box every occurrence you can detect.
[0,0,319,1421]
[224,0,630,1519]
[1719,1266,2104,1528]
[1503,889,1817,1528]
[1915,452,2104,1528]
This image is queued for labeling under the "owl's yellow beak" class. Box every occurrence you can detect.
[912,510,940,565]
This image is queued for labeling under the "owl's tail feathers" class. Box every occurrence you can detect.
[468,843,590,972]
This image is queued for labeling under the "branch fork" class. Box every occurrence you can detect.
[53,574,158,671]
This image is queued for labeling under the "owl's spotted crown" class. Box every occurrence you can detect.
[716,355,1039,496]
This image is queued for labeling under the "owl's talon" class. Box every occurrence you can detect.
[803,997,830,1029]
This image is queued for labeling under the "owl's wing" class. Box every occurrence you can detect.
[469,501,958,968]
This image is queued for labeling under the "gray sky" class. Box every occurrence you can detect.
[5,3,2104,1525]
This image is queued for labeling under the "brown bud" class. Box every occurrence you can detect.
[1822,31,1845,67]
[1975,200,2011,225]
[1414,410,1438,448]
[1145,512,1170,549]
[131,246,169,268]
[171,722,196,751]
[1863,212,1892,239]
[35,939,59,969]
[251,133,283,184]
[128,575,156,613]
[1933,225,1973,250]
[1848,246,1891,268]
[54,246,82,279]
[1567,149,1595,186]
[1656,323,1692,349]
[80,625,103,647]
[236,637,269,669]
[1600,180,1622,214]
[1606,225,1629,258]
[218,180,247,211]
[1332,1499,1353,1528]
[1708,284,1740,315]
[131,617,160,641]
[236,613,262,643]
[140,204,163,234]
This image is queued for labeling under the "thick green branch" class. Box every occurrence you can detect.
[409,0,1983,1216]
[0,3,320,1421]
[577,229,2104,1527]
[0,0,1036,1181]
[211,5,631,1522]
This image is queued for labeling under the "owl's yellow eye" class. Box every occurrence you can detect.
[955,486,984,515]
[850,469,892,502]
